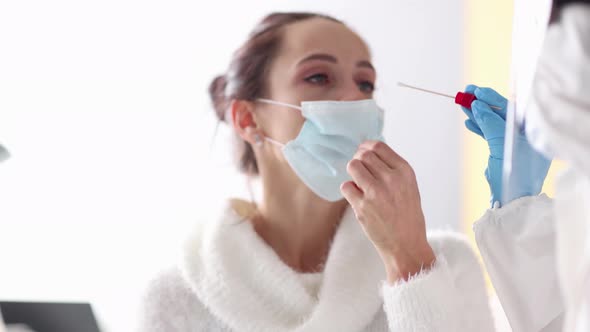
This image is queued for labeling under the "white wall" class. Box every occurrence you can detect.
[0,1,465,330]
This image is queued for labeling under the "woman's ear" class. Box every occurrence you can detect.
[231,99,262,145]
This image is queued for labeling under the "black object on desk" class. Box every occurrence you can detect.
[0,301,100,332]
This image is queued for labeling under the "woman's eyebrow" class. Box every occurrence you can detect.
[297,53,374,72]
[297,53,338,66]
[357,60,375,72]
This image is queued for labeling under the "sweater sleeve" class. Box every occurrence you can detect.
[137,268,192,332]
[137,268,220,332]
[381,232,495,332]
[474,194,564,332]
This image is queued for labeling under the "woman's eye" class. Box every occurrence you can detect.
[358,81,375,93]
[304,73,330,85]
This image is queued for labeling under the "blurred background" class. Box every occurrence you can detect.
[0,0,530,330]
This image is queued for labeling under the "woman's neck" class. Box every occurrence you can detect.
[252,177,348,273]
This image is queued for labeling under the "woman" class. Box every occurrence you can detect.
[139,12,495,332]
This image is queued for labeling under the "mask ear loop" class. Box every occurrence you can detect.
[245,100,297,222]
[257,98,302,111]
[263,136,285,148]
[254,98,296,148]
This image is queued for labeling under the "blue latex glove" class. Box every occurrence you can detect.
[461,85,551,206]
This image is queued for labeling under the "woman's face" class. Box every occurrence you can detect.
[256,17,376,144]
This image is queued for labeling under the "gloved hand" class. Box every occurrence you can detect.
[461,84,551,206]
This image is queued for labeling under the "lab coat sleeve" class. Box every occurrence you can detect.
[474,194,565,332]
[381,232,496,332]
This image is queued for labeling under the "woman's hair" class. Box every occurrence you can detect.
[208,12,343,175]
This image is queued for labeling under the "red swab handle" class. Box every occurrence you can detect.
[455,92,478,109]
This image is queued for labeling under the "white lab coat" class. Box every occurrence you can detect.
[475,3,590,331]
[475,193,564,332]
[475,170,590,332]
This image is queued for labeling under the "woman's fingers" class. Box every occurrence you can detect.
[346,158,375,191]
[353,148,390,179]
[359,141,407,170]
[344,141,433,283]
[340,181,363,205]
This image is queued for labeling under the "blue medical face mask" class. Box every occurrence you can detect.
[257,98,385,201]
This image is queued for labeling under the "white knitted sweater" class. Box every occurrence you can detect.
[139,201,495,332]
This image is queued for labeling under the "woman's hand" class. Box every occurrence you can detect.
[341,140,435,284]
